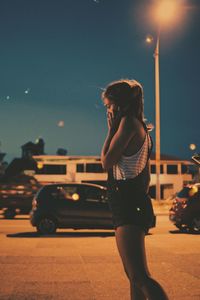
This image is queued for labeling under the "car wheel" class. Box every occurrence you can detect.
[4,209,16,219]
[36,217,57,234]
[175,223,188,232]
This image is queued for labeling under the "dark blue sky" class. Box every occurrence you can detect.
[0,0,199,163]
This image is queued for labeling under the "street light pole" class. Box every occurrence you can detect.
[147,0,184,200]
[154,33,161,201]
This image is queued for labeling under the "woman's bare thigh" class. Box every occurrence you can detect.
[115,224,151,282]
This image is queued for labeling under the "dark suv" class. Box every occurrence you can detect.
[30,182,156,234]
[30,183,113,234]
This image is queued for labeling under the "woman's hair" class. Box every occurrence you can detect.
[102,79,144,122]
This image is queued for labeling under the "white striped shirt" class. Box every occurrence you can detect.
[113,133,151,180]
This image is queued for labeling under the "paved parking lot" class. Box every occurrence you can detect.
[0,214,200,300]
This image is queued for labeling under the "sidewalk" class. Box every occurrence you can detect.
[152,200,171,216]
[1,214,200,300]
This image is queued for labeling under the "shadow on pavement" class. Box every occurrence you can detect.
[0,214,29,220]
[169,229,200,235]
[0,217,29,220]
[7,231,115,238]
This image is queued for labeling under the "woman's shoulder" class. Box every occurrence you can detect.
[118,116,145,141]
[119,117,147,156]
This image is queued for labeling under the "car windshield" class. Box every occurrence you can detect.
[177,187,190,198]
[36,185,58,200]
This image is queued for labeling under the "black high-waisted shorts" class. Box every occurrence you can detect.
[107,178,155,232]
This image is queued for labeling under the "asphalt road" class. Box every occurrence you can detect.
[0,214,200,300]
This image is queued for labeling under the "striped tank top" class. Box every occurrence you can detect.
[113,132,152,180]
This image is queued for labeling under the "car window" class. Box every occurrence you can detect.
[37,186,57,201]
[56,186,81,202]
[84,186,107,203]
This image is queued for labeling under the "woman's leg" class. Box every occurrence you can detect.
[130,282,146,300]
[115,224,169,300]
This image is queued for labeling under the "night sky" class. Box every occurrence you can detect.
[0,0,199,163]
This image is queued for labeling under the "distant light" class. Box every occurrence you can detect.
[25,88,30,94]
[16,185,25,190]
[58,120,64,127]
[37,162,43,169]
[72,193,80,201]
[146,35,154,44]
[35,137,42,143]
[6,96,10,100]
[189,144,196,151]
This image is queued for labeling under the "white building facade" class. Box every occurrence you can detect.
[28,155,194,200]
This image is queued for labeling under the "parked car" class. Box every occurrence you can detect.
[0,174,41,219]
[169,183,200,232]
[30,183,156,234]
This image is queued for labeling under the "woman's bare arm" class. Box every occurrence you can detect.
[101,110,121,168]
[101,130,115,163]
[101,117,135,171]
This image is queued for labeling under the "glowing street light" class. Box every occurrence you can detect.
[190,144,196,151]
[154,0,179,25]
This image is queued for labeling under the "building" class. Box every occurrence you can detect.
[149,153,194,199]
[29,154,194,199]
[21,138,45,159]
[0,152,7,176]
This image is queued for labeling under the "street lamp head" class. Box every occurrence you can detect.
[190,144,196,151]
[154,0,179,25]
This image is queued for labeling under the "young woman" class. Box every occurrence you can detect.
[101,79,169,300]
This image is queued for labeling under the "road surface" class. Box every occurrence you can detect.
[0,214,200,299]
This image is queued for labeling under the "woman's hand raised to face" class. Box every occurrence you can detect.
[107,108,122,133]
